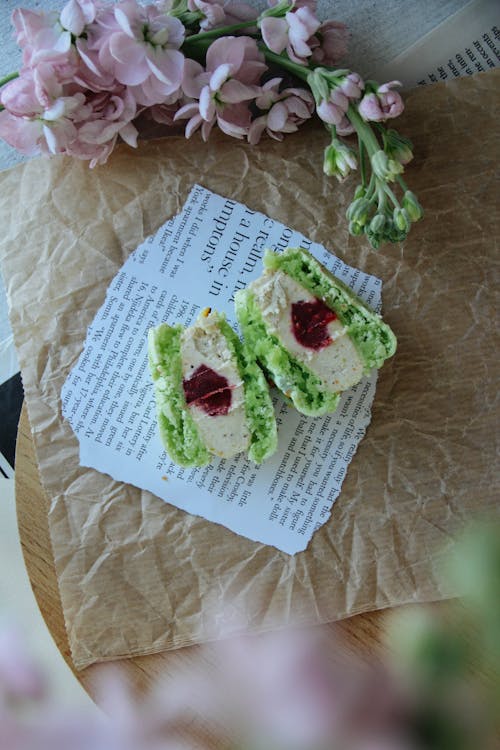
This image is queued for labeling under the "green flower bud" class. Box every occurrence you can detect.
[382,128,414,165]
[402,190,423,221]
[348,220,364,236]
[323,140,357,181]
[369,214,386,234]
[394,207,410,232]
[366,231,381,249]
[346,197,371,225]
[371,149,404,182]
[354,184,366,200]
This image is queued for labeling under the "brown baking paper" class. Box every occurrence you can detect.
[1,70,498,670]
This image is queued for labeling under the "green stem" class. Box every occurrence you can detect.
[259,47,310,82]
[0,71,19,88]
[358,136,367,187]
[384,183,401,208]
[396,174,409,192]
[347,104,381,157]
[183,20,258,45]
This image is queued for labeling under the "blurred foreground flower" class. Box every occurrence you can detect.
[0,0,424,247]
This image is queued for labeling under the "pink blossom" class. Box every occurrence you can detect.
[248,78,314,144]
[176,37,265,141]
[310,20,349,66]
[316,86,349,125]
[12,7,75,69]
[92,1,185,105]
[0,64,85,155]
[60,0,97,37]
[68,86,138,167]
[359,81,404,121]
[260,6,321,65]
[187,0,258,30]
[340,71,364,100]
[336,114,355,136]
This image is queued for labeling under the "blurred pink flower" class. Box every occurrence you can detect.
[359,81,404,121]
[92,0,185,105]
[260,6,321,65]
[248,78,314,144]
[311,19,349,65]
[0,626,45,703]
[176,36,265,140]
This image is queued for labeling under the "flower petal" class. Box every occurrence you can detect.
[199,86,216,121]
[260,17,288,54]
[109,32,144,66]
[221,79,259,104]
[209,63,233,92]
[146,49,184,88]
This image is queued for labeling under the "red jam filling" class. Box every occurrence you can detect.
[291,298,337,350]
[182,364,232,416]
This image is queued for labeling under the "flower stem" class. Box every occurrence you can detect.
[347,104,380,157]
[259,48,310,82]
[0,71,19,88]
[183,20,258,45]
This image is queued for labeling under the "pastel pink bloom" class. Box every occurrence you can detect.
[310,20,349,66]
[0,64,85,155]
[260,6,321,65]
[248,78,314,144]
[336,114,355,136]
[187,0,258,30]
[11,7,74,68]
[340,71,364,100]
[187,0,225,30]
[177,37,265,140]
[359,81,404,121]
[316,87,349,125]
[60,0,97,36]
[93,1,185,105]
[68,86,138,167]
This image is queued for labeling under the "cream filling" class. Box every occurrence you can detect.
[180,314,249,458]
[249,269,364,392]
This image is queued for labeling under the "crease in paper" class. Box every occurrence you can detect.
[62,185,382,555]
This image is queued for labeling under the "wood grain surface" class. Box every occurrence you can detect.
[15,400,415,712]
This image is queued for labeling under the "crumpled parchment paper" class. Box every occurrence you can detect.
[0,69,498,669]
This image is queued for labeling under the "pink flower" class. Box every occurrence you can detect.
[316,86,349,125]
[60,0,97,37]
[358,81,404,121]
[248,78,314,144]
[68,86,138,167]
[260,6,321,65]
[176,36,266,140]
[187,0,259,30]
[0,64,85,155]
[92,1,185,105]
[310,20,349,66]
[187,0,225,30]
[340,71,364,100]
[336,114,355,136]
[12,7,74,68]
